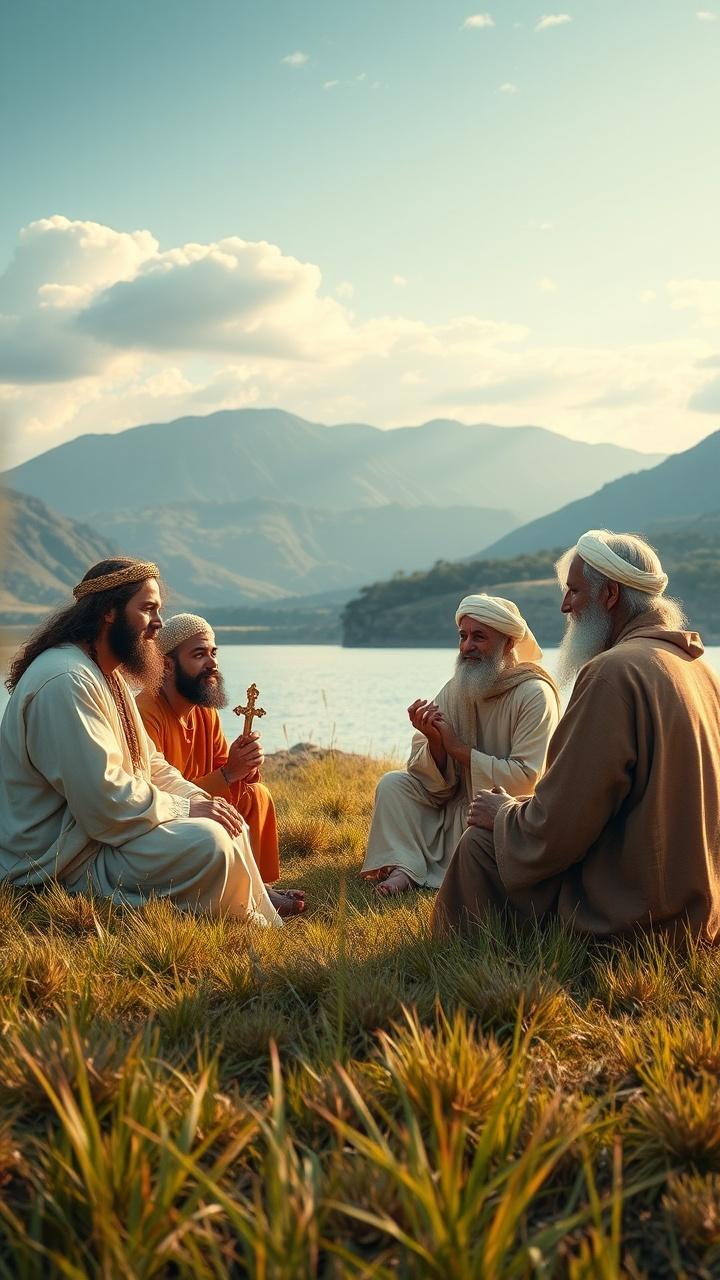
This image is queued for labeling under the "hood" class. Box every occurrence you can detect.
[615,610,705,660]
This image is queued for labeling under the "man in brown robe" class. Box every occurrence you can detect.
[433,530,720,941]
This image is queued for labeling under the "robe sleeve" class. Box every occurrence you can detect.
[25,672,199,845]
[146,742,206,801]
[469,682,559,797]
[194,713,236,801]
[494,667,637,892]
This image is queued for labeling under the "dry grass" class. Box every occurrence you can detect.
[0,751,718,1276]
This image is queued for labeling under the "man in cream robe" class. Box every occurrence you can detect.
[0,559,281,926]
[433,531,720,941]
[361,595,560,894]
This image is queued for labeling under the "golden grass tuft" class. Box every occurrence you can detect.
[663,1170,720,1250]
[377,1004,507,1128]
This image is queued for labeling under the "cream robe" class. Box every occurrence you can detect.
[0,646,281,926]
[361,666,560,888]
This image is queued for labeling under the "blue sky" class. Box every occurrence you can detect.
[1,0,719,463]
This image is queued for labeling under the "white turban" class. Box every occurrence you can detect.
[454,594,543,663]
[156,613,215,656]
[576,530,668,595]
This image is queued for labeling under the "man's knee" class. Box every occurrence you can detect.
[456,823,497,868]
[181,817,236,869]
[432,824,502,938]
[375,769,405,795]
[375,770,421,806]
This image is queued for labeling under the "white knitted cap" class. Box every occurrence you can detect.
[156,613,215,656]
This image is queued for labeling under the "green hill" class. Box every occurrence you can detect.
[342,519,720,647]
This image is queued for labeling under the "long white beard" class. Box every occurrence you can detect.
[454,649,506,699]
[556,603,613,689]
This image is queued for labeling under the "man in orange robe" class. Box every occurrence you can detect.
[137,613,304,917]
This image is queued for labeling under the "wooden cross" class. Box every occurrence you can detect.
[233,683,266,736]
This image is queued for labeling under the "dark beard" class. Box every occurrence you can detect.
[108,611,164,695]
[173,658,228,709]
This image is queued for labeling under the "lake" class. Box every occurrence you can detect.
[3,643,720,760]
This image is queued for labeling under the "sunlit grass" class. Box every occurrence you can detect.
[0,750,717,1276]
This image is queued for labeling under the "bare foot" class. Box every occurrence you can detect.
[376,869,415,897]
[268,887,306,917]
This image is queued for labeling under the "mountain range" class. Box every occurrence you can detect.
[2,408,714,624]
[3,408,662,522]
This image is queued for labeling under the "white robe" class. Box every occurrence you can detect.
[361,668,560,889]
[0,645,281,926]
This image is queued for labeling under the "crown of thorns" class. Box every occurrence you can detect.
[72,562,160,600]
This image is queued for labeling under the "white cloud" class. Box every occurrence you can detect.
[498,82,519,93]
[391,275,408,288]
[463,14,495,28]
[281,51,308,66]
[323,80,339,90]
[336,281,354,300]
[1,214,718,464]
[528,219,554,231]
[696,10,718,20]
[538,276,558,292]
[640,290,657,304]
[535,14,572,31]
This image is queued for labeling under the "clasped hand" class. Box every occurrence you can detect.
[407,699,464,758]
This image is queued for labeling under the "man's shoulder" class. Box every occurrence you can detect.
[136,688,166,719]
[18,646,98,696]
[494,673,558,709]
[578,642,655,693]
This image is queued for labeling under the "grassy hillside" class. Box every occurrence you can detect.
[343,523,720,646]
[1,751,719,1276]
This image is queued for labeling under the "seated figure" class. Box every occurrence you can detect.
[137,613,304,917]
[0,559,282,926]
[361,594,560,895]
[433,531,720,941]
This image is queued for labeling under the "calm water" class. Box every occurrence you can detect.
[2,644,720,759]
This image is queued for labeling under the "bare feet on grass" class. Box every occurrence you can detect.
[376,869,415,897]
[268,887,306,917]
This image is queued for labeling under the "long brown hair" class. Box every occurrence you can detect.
[5,559,152,693]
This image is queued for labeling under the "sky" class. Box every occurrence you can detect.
[1,0,719,466]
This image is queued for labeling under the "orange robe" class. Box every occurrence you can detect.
[136,691,280,883]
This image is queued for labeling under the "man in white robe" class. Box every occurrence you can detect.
[360,594,560,895]
[0,558,281,926]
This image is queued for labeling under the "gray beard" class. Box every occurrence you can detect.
[454,650,506,699]
[556,603,613,689]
